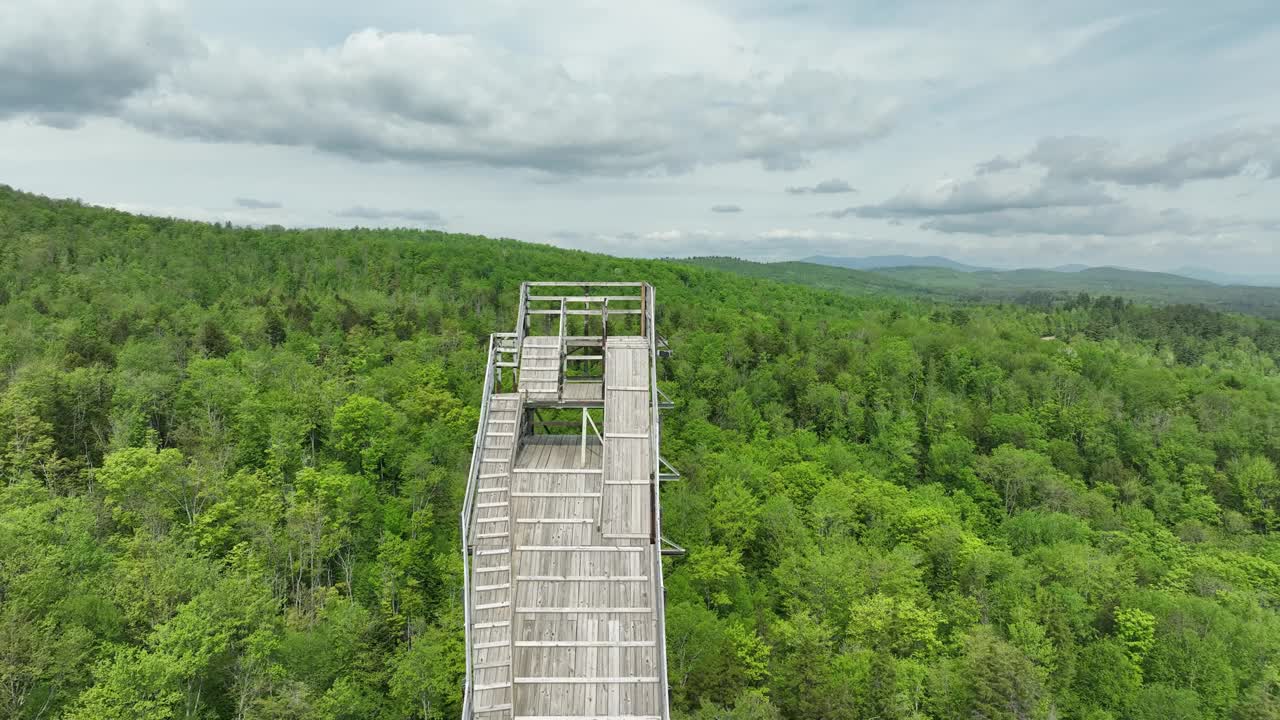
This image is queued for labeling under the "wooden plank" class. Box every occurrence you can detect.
[515,716,660,720]
[516,576,648,582]
[517,545,644,552]
[514,677,659,684]
[515,641,656,647]
[511,491,600,498]
[516,607,654,614]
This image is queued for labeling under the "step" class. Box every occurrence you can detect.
[514,640,656,647]
[515,716,660,720]
[516,607,652,614]
[513,677,658,684]
[474,680,512,691]
[517,546,644,552]
[517,575,648,582]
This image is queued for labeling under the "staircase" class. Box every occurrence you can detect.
[470,394,521,718]
[517,336,562,402]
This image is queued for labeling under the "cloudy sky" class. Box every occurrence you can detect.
[2,0,1277,272]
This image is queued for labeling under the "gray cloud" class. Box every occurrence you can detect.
[975,155,1020,175]
[711,204,743,213]
[786,178,856,194]
[830,172,1266,238]
[334,205,444,224]
[983,128,1280,188]
[920,205,1213,237]
[828,175,1116,219]
[0,0,196,125]
[113,31,896,176]
[235,196,282,209]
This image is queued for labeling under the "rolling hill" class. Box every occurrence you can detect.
[678,256,942,299]
[803,254,991,272]
[684,256,1280,319]
[876,265,1280,316]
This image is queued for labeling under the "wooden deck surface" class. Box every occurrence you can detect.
[476,333,665,712]
[469,332,662,719]
[601,337,652,541]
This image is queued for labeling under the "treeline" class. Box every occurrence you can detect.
[3,185,1280,718]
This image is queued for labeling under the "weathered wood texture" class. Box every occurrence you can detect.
[470,394,521,717]
[468,283,665,720]
[483,337,660,719]
[519,336,562,402]
[602,338,652,541]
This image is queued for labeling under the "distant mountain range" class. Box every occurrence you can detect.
[1170,267,1280,288]
[800,255,1280,288]
[680,257,1280,319]
[803,255,991,272]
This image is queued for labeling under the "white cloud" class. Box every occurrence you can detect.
[1,0,1278,272]
[115,28,897,176]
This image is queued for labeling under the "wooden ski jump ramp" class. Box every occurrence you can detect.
[460,282,678,720]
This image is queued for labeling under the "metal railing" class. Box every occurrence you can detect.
[459,334,499,719]
[647,284,673,720]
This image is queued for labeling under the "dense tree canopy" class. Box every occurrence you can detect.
[4,185,1280,718]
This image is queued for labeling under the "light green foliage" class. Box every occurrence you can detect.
[1115,607,1157,665]
[708,478,761,552]
[6,186,1280,718]
[848,593,942,658]
[1233,455,1280,529]
[97,447,193,530]
[331,395,404,481]
[685,544,745,608]
[977,445,1063,515]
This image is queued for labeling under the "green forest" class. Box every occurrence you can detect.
[5,183,1280,719]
